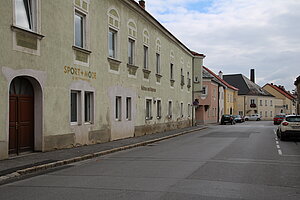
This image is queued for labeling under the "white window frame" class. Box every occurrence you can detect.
[108,28,117,59]
[146,98,152,120]
[116,96,122,121]
[70,90,81,125]
[74,10,86,48]
[143,45,148,69]
[84,91,94,124]
[126,97,132,121]
[14,0,37,31]
[157,99,162,119]
[128,38,135,65]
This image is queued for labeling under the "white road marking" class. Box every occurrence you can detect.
[278,150,282,155]
[276,141,279,144]
[276,145,280,149]
[275,137,278,141]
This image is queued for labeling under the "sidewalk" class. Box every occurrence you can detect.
[0,125,207,183]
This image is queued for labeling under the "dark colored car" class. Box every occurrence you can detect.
[232,115,244,123]
[221,115,236,125]
[273,114,285,125]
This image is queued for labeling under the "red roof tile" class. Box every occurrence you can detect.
[203,66,239,91]
[266,84,295,100]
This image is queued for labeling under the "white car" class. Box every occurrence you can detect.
[277,115,300,141]
[244,114,261,121]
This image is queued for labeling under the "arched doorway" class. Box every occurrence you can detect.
[9,77,34,155]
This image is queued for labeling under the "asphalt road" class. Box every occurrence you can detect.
[0,121,299,199]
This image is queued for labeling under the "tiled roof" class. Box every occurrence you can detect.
[223,74,274,97]
[203,66,238,91]
[265,83,295,100]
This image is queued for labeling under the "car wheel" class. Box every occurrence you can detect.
[257,118,261,121]
[245,118,248,121]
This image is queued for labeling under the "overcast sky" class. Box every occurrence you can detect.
[139,0,300,92]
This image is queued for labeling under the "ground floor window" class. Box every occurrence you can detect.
[157,99,161,119]
[126,97,132,120]
[180,102,183,117]
[168,101,172,118]
[116,96,122,121]
[71,90,81,124]
[187,104,191,117]
[84,92,94,123]
[146,99,152,120]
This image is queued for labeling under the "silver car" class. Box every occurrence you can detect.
[277,115,300,141]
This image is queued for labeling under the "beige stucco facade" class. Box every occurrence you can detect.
[263,84,296,115]
[0,0,204,159]
[236,95,275,120]
[224,88,237,115]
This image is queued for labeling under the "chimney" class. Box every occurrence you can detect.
[218,71,223,79]
[139,0,145,9]
[250,69,255,83]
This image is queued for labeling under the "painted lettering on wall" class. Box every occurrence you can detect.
[64,66,96,81]
[141,86,156,92]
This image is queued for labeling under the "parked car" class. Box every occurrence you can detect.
[277,115,300,140]
[232,115,244,123]
[273,114,286,125]
[221,115,236,125]
[244,114,261,121]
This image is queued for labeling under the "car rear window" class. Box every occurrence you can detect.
[286,116,300,122]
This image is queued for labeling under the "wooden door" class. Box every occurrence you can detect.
[9,77,34,155]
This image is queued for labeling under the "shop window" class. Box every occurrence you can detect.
[71,90,81,124]
[157,99,162,119]
[126,97,132,120]
[146,99,152,120]
[116,96,122,121]
[84,92,93,123]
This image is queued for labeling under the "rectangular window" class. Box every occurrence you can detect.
[75,12,85,48]
[170,63,174,80]
[116,96,122,121]
[126,97,132,120]
[265,111,268,117]
[157,99,162,118]
[270,100,273,106]
[71,90,81,123]
[156,53,160,74]
[270,111,273,117]
[250,99,255,104]
[260,100,262,106]
[109,29,117,58]
[15,0,35,30]
[168,101,172,117]
[143,46,148,69]
[128,39,135,65]
[260,111,262,117]
[202,86,207,95]
[146,99,152,120]
[84,92,93,123]
[180,103,183,117]
[265,100,267,106]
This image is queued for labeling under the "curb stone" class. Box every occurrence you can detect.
[0,126,207,184]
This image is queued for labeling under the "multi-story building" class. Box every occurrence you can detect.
[0,0,204,159]
[263,83,296,115]
[295,76,300,114]
[224,70,275,120]
[194,66,225,124]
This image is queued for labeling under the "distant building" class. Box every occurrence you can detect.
[194,67,225,124]
[263,83,296,115]
[295,76,300,114]
[224,70,275,120]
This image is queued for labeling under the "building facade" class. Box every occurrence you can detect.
[295,76,300,114]
[0,0,204,159]
[224,73,275,120]
[263,83,296,115]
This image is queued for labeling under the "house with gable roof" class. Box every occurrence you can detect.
[224,70,276,120]
[263,83,296,115]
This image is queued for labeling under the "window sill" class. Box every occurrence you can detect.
[156,116,162,119]
[108,57,122,64]
[11,25,45,39]
[72,46,92,54]
[145,116,153,120]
